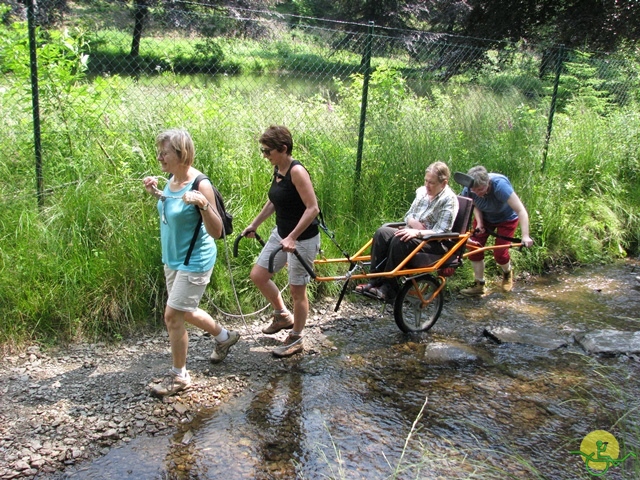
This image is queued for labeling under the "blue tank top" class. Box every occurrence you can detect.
[157,180,216,272]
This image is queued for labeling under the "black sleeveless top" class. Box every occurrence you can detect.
[268,160,319,240]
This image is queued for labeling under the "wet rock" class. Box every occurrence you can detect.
[422,341,490,364]
[181,430,193,445]
[483,326,569,349]
[0,298,384,478]
[575,329,640,355]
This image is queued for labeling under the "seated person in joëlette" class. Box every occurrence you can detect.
[356,161,459,302]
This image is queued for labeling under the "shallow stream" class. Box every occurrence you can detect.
[65,260,640,479]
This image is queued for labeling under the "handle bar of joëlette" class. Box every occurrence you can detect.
[233,231,265,257]
[268,246,317,279]
[233,233,316,279]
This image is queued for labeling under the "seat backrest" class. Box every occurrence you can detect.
[452,195,474,234]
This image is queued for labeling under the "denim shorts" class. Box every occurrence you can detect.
[256,227,320,285]
[164,265,213,312]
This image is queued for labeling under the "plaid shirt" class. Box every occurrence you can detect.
[404,185,458,233]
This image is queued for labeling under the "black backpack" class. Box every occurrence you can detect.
[185,174,233,265]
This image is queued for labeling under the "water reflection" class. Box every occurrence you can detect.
[245,371,304,478]
[63,261,640,479]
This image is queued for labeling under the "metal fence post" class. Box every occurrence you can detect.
[542,44,564,173]
[355,21,374,185]
[27,0,44,207]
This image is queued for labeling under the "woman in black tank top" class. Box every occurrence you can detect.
[242,125,320,358]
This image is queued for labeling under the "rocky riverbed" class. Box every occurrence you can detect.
[3,260,639,479]
[0,299,376,479]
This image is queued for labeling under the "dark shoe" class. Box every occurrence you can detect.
[272,333,304,358]
[210,330,240,364]
[366,283,396,303]
[355,283,374,294]
[149,371,191,398]
[262,311,294,334]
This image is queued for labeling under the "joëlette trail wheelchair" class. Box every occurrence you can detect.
[233,195,523,334]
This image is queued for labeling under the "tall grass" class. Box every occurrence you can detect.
[1,22,639,344]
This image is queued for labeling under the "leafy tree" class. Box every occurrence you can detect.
[463,0,639,52]
[281,0,472,32]
[4,0,68,26]
[127,0,279,57]
[281,0,638,52]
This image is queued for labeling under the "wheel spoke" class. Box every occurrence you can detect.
[394,275,443,333]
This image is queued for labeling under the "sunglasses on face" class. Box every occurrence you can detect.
[260,147,274,155]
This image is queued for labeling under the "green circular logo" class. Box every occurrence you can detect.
[579,430,619,471]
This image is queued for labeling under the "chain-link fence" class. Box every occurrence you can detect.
[2,0,640,339]
[3,0,639,206]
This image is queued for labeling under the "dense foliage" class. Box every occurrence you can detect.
[0,7,639,345]
[4,0,639,51]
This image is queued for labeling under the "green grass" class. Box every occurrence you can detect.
[1,16,639,344]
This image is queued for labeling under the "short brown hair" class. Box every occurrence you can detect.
[259,125,293,155]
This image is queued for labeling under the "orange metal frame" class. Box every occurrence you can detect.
[310,229,522,285]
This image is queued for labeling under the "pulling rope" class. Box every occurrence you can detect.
[204,234,288,347]
[151,175,280,347]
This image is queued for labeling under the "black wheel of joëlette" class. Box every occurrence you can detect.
[393,275,444,333]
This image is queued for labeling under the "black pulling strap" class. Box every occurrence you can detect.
[482,227,521,243]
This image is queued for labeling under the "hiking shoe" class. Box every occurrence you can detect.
[210,330,240,364]
[149,371,191,398]
[262,311,294,334]
[502,270,514,292]
[460,280,486,296]
[272,333,304,358]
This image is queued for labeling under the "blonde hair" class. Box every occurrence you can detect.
[426,161,451,184]
[156,129,195,166]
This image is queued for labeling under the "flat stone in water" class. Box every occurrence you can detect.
[483,326,569,350]
[423,341,489,364]
[575,329,640,354]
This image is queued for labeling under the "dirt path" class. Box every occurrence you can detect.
[0,298,379,479]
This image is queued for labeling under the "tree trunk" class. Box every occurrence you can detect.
[130,0,149,59]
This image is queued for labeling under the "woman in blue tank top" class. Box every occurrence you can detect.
[242,125,321,358]
[143,129,239,397]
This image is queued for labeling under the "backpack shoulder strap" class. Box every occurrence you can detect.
[191,174,209,191]
[184,174,209,266]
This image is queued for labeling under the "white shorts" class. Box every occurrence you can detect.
[256,227,320,285]
[164,265,213,312]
